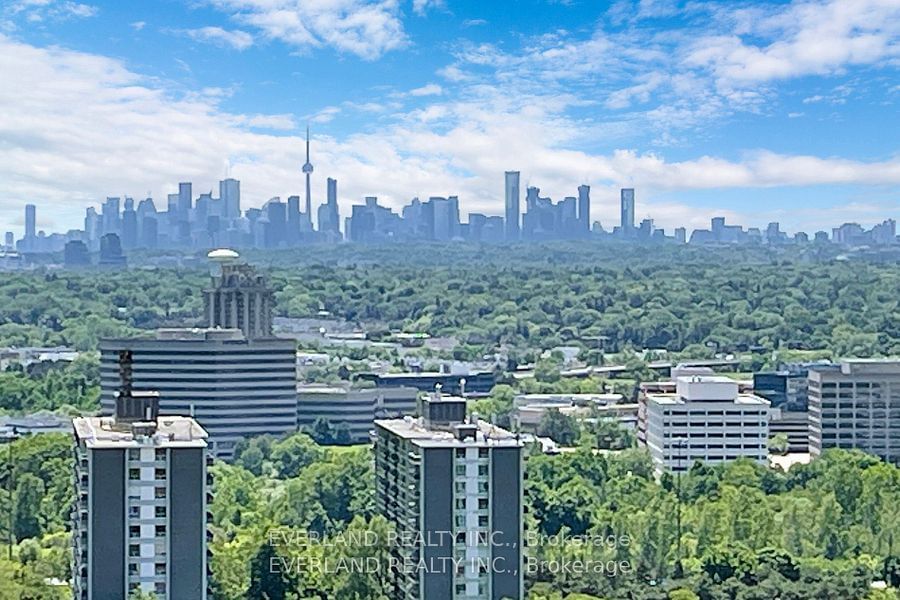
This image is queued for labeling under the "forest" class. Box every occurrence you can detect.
[1,244,898,417]
[3,429,900,599]
[1,244,899,598]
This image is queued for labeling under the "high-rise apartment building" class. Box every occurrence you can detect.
[620,188,635,237]
[644,376,770,474]
[809,359,900,462]
[374,393,524,599]
[72,390,209,599]
[504,171,520,241]
[99,329,297,459]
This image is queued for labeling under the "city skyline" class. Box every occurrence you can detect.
[1,0,899,234]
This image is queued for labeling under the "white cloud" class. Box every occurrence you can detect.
[208,0,407,60]
[685,0,900,85]
[130,21,145,31]
[409,83,442,96]
[1,34,899,237]
[180,26,254,51]
[5,0,97,22]
[412,0,444,16]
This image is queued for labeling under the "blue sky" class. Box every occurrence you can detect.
[0,0,898,235]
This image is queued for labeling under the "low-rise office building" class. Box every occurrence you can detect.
[644,376,770,474]
[809,359,900,462]
[297,384,418,442]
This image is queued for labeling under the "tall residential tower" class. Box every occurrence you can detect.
[374,393,524,599]
[72,388,209,599]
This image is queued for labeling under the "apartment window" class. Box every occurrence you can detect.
[456,584,466,595]
[455,465,466,476]
[155,525,166,537]
[128,449,141,461]
[128,563,138,576]
[455,498,466,510]
[128,544,140,557]
[455,448,466,458]
[478,448,489,459]
[478,498,488,510]
[154,468,166,480]
[129,506,140,518]
[128,468,140,481]
[155,506,166,518]
[478,464,488,477]
[155,563,166,576]
[478,515,489,527]
[129,526,140,539]
[155,449,166,461]
[154,583,166,595]
[154,487,166,499]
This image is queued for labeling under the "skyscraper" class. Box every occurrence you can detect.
[102,197,121,235]
[84,207,99,248]
[317,177,340,238]
[620,188,635,237]
[219,178,240,221]
[374,392,524,599]
[504,171,520,241]
[25,203,36,240]
[302,126,314,230]
[72,388,209,599]
[122,197,137,249]
[287,195,301,243]
[577,185,590,237]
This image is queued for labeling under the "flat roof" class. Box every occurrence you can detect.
[72,416,208,448]
[646,392,769,406]
[375,417,523,449]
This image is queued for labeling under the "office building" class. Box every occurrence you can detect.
[24,204,36,248]
[504,171,520,241]
[358,369,495,396]
[318,177,341,239]
[755,363,840,453]
[64,240,91,267]
[203,250,274,340]
[219,178,240,221]
[809,359,900,462]
[620,188,635,237]
[644,376,770,473]
[99,328,296,459]
[72,389,209,599]
[122,197,137,249]
[99,233,126,268]
[374,393,524,599]
[297,385,418,442]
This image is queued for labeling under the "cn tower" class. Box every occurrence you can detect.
[302,125,314,227]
